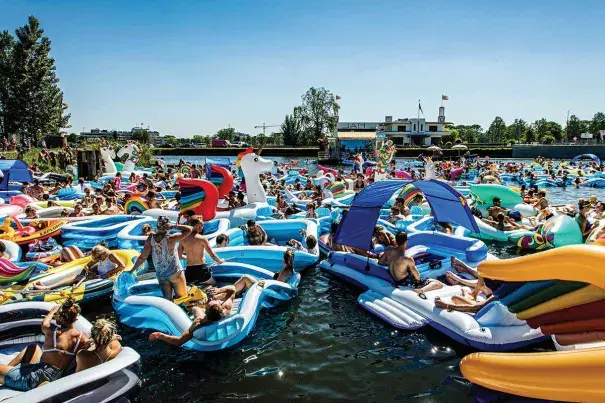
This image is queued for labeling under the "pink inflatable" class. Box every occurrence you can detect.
[450,167,464,181]
[317,165,338,175]
[9,194,34,209]
[365,167,411,179]
[0,204,23,217]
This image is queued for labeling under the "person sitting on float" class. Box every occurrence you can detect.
[377,231,443,298]
[0,297,88,391]
[33,245,126,291]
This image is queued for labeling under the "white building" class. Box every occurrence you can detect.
[80,127,164,146]
[337,106,451,147]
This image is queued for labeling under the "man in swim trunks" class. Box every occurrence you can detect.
[377,231,443,295]
[243,219,268,246]
[178,216,225,286]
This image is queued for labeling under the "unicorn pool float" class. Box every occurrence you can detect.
[144,147,273,226]
[99,143,150,180]
[365,141,411,180]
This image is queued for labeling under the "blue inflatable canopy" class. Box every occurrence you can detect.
[334,179,479,251]
[0,159,32,190]
[570,154,601,165]
[205,157,231,179]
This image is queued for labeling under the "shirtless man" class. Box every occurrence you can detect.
[101,197,120,215]
[29,179,45,200]
[243,219,268,246]
[377,231,442,296]
[178,216,225,285]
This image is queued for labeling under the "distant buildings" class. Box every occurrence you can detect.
[337,106,451,147]
[79,127,166,146]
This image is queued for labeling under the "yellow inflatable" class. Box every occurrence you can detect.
[0,218,16,240]
[462,244,605,402]
[478,244,605,289]
[0,249,140,305]
[32,200,76,208]
[461,348,605,402]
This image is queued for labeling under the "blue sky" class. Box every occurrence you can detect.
[2,0,604,137]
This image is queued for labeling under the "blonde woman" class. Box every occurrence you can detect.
[75,319,122,372]
[34,244,125,290]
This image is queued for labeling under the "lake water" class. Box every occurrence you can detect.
[87,156,604,402]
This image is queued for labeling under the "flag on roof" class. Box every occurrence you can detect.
[442,95,449,100]
[418,100,423,115]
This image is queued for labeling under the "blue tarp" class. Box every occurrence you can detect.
[205,157,231,179]
[570,154,601,165]
[334,179,480,250]
[0,159,32,190]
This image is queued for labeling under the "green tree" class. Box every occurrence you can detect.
[505,119,527,142]
[455,124,483,143]
[66,132,78,143]
[270,132,282,146]
[589,112,605,138]
[0,16,70,144]
[533,119,563,142]
[541,135,556,144]
[281,113,301,146]
[487,116,506,143]
[131,129,150,144]
[441,124,459,144]
[216,127,235,142]
[566,115,584,140]
[163,135,178,146]
[524,125,535,143]
[0,31,15,139]
[192,135,205,144]
[296,87,339,146]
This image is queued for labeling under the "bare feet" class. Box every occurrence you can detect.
[33,281,50,291]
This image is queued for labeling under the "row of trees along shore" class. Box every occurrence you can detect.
[0,16,70,145]
[175,87,339,147]
[443,113,605,145]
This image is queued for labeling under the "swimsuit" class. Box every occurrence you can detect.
[390,263,429,288]
[4,327,81,391]
[96,256,117,277]
[185,264,212,284]
[151,235,183,280]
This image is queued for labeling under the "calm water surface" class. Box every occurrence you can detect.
[86,156,603,402]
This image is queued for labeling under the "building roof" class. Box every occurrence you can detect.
[337,131,376,140]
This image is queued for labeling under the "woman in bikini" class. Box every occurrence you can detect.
[0,297,88,391]
[75,319,122,372]
[34,244,125,290]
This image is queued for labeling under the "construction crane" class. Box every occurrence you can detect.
[254,123,280,136]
